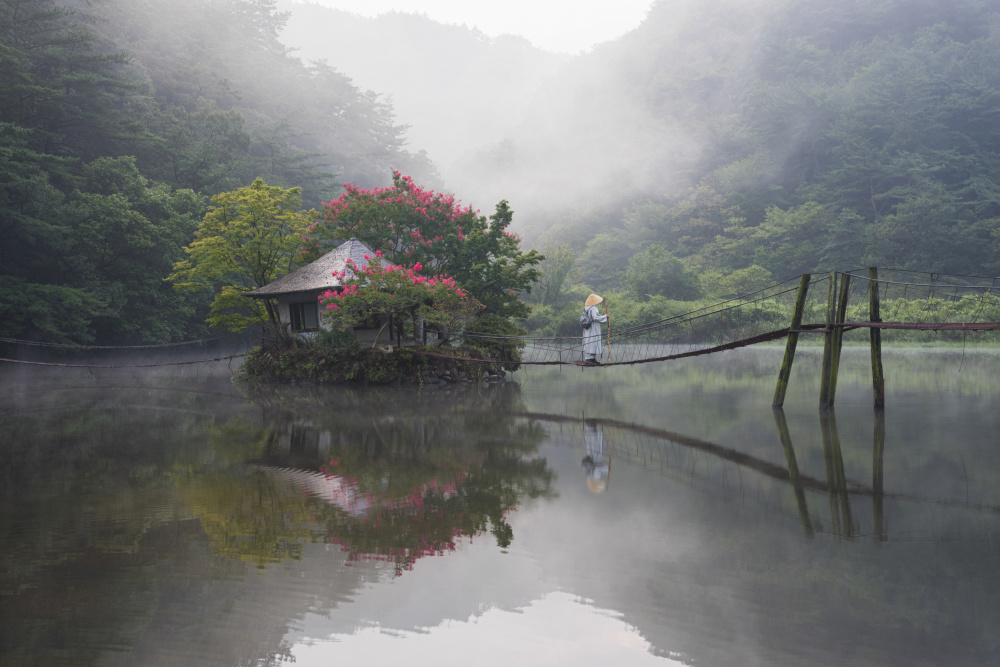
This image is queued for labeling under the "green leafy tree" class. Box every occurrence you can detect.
[167,178,316,332]
[700,265,774,299]
[623,244,702,301]
[532,243,576,305]
[0,0,138,162]
[65,157,206,343]
[315,172,542,318]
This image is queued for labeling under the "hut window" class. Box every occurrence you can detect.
[289,301,319,331]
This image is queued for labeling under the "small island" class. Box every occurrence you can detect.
[168,173,540,385]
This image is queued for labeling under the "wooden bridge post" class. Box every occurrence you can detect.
[773,408,814,538]
[772,273,811,408]
[827,273,851,405]
[819,272,838,408]
[869,267,885,409]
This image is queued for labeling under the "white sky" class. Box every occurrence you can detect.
[307,0,654,53]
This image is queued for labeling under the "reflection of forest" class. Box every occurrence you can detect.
[0,375,554,665]
[6,362,1000,666]
[208,387,557,574]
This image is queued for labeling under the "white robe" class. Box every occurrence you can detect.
[582,305,608,358]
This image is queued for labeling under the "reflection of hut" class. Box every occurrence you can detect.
[247,238,386,343]
[254,466,372,516]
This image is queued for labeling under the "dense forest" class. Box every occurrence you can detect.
[5,0,1000,344]
[461,0,1000,332]
[0,0,433,344]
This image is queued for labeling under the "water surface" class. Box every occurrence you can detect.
[2,347,999,666]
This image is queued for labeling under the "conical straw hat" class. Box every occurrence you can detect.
[585,294,603,307]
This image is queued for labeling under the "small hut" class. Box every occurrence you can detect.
[247,238,375,339]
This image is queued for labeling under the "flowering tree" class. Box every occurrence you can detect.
[319,251,479,338]
[311,171,542,319]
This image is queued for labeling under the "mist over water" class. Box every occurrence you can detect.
[3,348,1000,665]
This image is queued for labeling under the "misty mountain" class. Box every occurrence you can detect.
[456,0,1000,289]
[277,1,570,172]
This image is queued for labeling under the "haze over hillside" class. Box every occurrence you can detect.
[277,1,570,173]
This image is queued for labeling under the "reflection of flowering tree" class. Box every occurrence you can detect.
[313,452,551,576]
[188,387,555,576]
[273,405,554,576]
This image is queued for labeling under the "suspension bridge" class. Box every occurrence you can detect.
[456,267,1000,410]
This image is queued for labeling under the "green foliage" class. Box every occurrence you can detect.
[0,0,433,344]
[65,157,207,342]
[238,341,513,385]
[0,0,139,162]
[513,0,1000,285]
[0,276,102,343]
[623,244,702,301]
[167,178,316,332]
[576,231,635,291]
[530,243,577,305]
[700,265,774,299]
[464,313,527,372]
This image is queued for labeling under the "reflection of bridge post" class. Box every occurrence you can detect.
[773,408,814,538]
[873,409,886,542]
[820,410,854,538]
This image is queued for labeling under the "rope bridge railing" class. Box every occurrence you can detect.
[445,268,1000,370]
[5,268,1000,379]
[456,273,833,366]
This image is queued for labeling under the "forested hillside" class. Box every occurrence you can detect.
[481,0,1000,314]
[0,0,430,344]
[6,0,1000,344]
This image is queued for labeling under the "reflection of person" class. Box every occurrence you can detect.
[581,423,610,493]
[582,294,609,366]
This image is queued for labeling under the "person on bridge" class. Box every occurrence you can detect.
[582,294,609,365]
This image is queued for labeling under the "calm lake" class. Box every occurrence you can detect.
[2,346,1000,666]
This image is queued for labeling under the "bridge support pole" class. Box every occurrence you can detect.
[869,267,885,409]
[819,272,838,408]
[827,272,851,405]
[772,273,811,408]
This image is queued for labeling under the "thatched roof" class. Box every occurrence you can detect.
[247,238,375,298]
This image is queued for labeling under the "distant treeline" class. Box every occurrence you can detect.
[511,0,1000,326]
[0,0,434,344]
